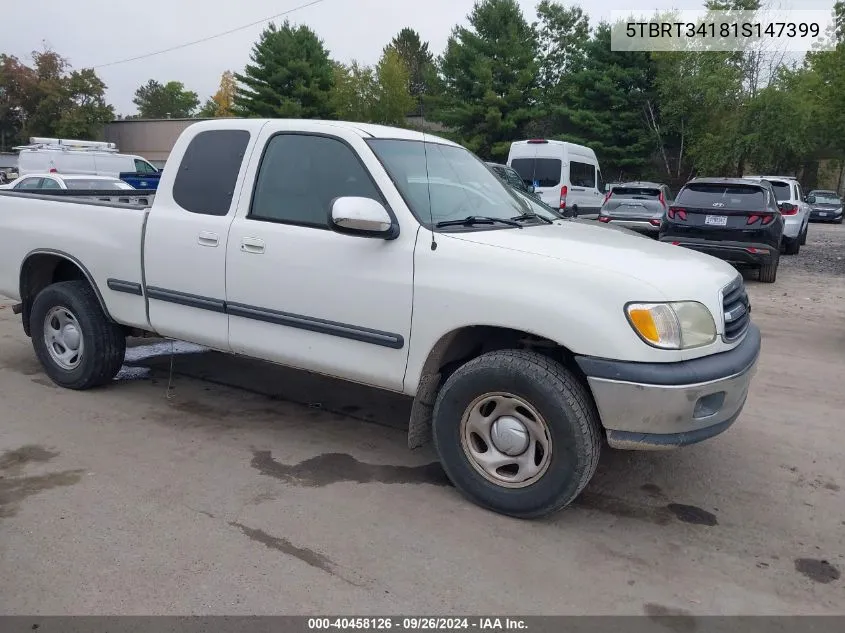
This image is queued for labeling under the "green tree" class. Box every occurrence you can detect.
[435,0,539,159]
[384,27,437,113]
[535,1,590,98]
[330,60,376,121]
[0,49,113,145]
[55,68,114,138]
[542,23,656,180]
[234,20,334,119]
[371,48,415,125]
[132,79,199,118]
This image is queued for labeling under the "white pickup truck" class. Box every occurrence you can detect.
[0,119,761,518]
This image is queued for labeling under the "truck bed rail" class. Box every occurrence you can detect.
[0,189,155,207]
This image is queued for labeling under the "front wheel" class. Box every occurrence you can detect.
[432,349,601,518]
[30,281,126,389]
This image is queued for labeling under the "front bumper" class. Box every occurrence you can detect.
[576,323,761,450]
[810,209,842,222]
[659,237,776,265]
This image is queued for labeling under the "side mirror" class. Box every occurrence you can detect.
[330,196,398,239]
[527,184,536,193]
[807,195,816,204]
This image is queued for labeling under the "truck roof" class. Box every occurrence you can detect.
[187,118,460,146]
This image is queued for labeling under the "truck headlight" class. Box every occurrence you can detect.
[625,301,716,350]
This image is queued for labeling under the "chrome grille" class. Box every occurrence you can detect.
[722,276,750,341]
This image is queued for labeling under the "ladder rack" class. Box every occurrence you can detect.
[13,138,118,153]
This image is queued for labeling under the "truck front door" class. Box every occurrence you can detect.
[225,127,415,392]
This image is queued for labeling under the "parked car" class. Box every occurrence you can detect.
[743,175,809,254]
[0,119,761,519]
[806,190,843,223]
[15,137,161,190]
[486,162,540,199]
[506,139,605,218]
[660,177,784,283]
[0,173,152,205]
[598,181,671,236]
[0,173,136,191]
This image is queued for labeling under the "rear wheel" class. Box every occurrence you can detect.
[30,281,126,389]
[759,250,780,283]
[783,236,800,255]
[432,349,601,518]
[799,223,808,245]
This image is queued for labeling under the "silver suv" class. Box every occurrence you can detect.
[743,176,809,255]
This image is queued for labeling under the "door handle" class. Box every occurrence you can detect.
[198,231,219,247]
[241,237,265,254]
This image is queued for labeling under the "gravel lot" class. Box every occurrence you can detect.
[0,223,843,615]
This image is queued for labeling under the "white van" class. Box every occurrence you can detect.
[16,138,158,179]
[506,139,605,218]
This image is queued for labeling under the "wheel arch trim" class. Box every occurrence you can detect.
[19,249,114,322]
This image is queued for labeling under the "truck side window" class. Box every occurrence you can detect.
[172,129,250,216]
[250,133,382,228]
[135,159,156,174]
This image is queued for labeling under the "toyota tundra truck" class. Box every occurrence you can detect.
[0,119,761,518]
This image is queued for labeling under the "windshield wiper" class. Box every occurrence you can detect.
[435,216,523,229]
[511,212,552,225]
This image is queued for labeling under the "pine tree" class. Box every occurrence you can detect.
[234,20,334,119]
[435,0,539,159]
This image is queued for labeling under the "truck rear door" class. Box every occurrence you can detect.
[142,126,254,349]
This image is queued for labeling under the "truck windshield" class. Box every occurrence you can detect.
[367,139,535,229]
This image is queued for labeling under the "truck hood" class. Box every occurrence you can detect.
[449,219,739,299]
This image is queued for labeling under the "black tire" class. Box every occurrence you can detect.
[432,349,601,519]
[758,250,780,283]
[836,217,843,225]
[783,236,800,255]
[799,224,808,245]
[30,280,126,390]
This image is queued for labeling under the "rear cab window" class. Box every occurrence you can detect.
[510,158,561,188]
[172,129,251,216]
[676,184,768,210]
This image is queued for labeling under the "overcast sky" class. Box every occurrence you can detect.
[0,0,835,116]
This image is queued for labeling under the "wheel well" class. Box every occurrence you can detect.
[407,325,589,449]
[18,254,107,337]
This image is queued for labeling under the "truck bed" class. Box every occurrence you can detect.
[0,190,151,330]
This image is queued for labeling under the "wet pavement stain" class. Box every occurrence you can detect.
[30,377,57,389]
[641,483,665,499]
[643,603,697,633]
[794,558,841,584]
[666,503,718,526]
[229,521,361,586]
[574,491,673,525]
[251,450,451,487]
[0,446,59,475]
[0,446,83,519]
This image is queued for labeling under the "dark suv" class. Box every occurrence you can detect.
[659,178,784,283]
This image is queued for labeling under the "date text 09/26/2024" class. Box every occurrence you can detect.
[308,618,528,631]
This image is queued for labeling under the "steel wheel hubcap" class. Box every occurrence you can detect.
[43,306,84,370]
[460,392,552,488]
